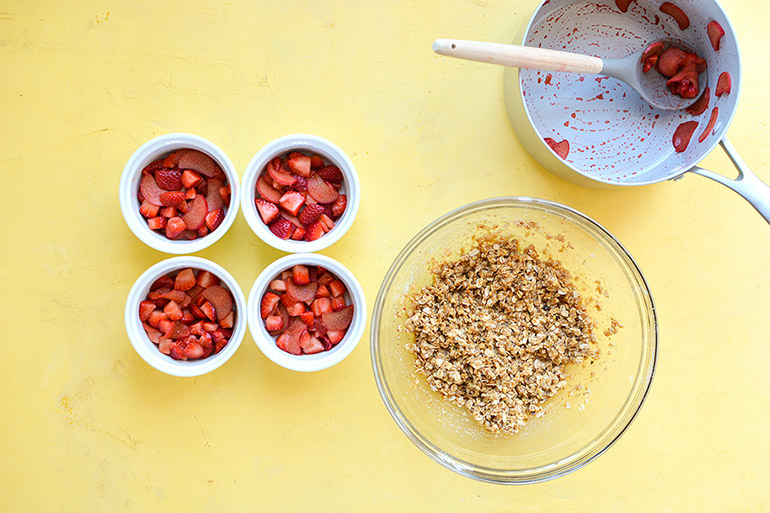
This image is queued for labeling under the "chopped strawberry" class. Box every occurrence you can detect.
[176,200,190,214]
[298,203,325,226]
[159,206,177,218]
[165,321,191,340]
[155,169,183,190]
[158,319,174,335]
[317,272,334,286]
[300,311,315,326]
[158,339,173,354]
[265,314,284,332]
[142,159,165,175]
[159,191,185,207]
[328,279,346,297]
[181,169,202,188]
[144,323,162,344]
[286,302,306,316]
[269,217,294,240]
[291,227,306,240]
[165,217,186,239]
[219,185,230,205]
[280,293,298,308]
[162,151,182,168]
[184,188,197,200]
[180,309,195,323]
[201,285,233,321]
[318,214,335,231]
[286,154,312,177]
[331,195,347,217]
[147,217,167,230]
[292,175,308,192]
[151,275,175,291]
[304,221,325,242]
[197,225,209,237]
[164,300,183,321]
[311,297,332,317]
[256,199,280,224]
[326,330,346,345]
[140,200,160,218]
[278,190,306,217]
[219,311,234,329]
[317,165,343,184]
[200,301,216,322]
[331,296,346,312]
[269,279,287,292]
[261,291,281,319]
[205,208,225,231]
[293,265,310,285]
[139,301,156,321]
[315,284,331,298]
[173,268,195,291]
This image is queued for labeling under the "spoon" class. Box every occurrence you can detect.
[432,38,705,111]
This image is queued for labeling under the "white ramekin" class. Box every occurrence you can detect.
[240,134,360,253]
[119,133,240,254]
[125,256,247,377]
[247,253,366,372]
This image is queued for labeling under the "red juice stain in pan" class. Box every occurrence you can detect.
[544,138,570,160]
[545,74,552,85]
[673,121,699,152]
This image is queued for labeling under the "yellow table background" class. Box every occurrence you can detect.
[2,0,768,510]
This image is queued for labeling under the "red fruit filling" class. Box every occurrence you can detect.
[672,121,699,153]
[659,2,690,30]
[261,265,353,355]
[140,268,235,360]
[685,87,710,116]
[698,107,719,143]
[254,151,347,242]
[615,0,636,13]
[651,45,707,99]
[707,21,725,52]
[715,72,731,97]
[137,149,230,241]
[543,138,570,160]
[641,42,664,74]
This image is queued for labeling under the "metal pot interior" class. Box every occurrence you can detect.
[519,0,740,184]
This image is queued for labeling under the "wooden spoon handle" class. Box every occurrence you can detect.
[433,39,603,74]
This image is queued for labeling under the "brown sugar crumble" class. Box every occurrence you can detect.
[404,235,598,435]
[603,318,623,337]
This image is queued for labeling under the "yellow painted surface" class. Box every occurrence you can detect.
[1,0,769,510]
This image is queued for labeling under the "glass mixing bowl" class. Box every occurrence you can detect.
[370,197,657,484]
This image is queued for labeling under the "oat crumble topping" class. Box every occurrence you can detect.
[404,236,598,435]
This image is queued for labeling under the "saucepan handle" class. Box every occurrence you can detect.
[690,136,770,224]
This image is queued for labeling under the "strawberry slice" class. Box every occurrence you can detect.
[300,311,315,326]
[261,291,281,319]
[707,21,725,51]
[615,0,635,13]
[181,194,208,230]
[142,159,165,175]
[205,208,225,231]
[317,165,343,184]
[269,217,294,240]
[293,265,310,285]
[178,149,221,178]
[291,175,308,192]
[304,221,325,242]
[155,169,183,191]
[159,191,185,207]
[165,321,191,340]
[269,279,287,292]
[328,279,347,297]
[286,154,312,177]
[307,174,340,204]
[201,285,233,321]
[673,121,699,152]
[715,72,731,97]
[159,206,177,218]
[659,2,690,30]
[685,87,710,116]
[173,268,196,291]
[143,323,162,344]
[181,170,202,188]
[196,271,219,288]
[286,302,306,317]
[278,190,306,217]
[256,199,280,225]
[291,227,306,240]
[300,333,325,354]
[297,203,325,226]
[286,279,318,303]
[219,311,234,329]
[275,318,306,355]
[265,314,284,332]
[200,301,216,322]
[147,216,166,230]
[331,195,347,218]
[544,138,570,160]
[206,177,225,212]
[256,175,283,203]
[326,330,346,345]
[140,200,160,218]
[164,300,183,321]
[162,151,182,168]
[165,217,186,239]
[140,174,164,206]
[184,340,205,359]
[321,305,354,331]
[139,301,156,321]
[315,284,330,298]
[310,297,332,317]
[151,275,175,291]
[698,107,719,143]
[318,214,335,231]
[267,157,297,187]
[310,155,325,170]
[158,338,173,354]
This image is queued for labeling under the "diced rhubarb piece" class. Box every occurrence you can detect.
[318,214,335,231]
[686,87,710,116]
[139,301,156,322]
[286,302,306,316]
[331,195,347,217]
[698,107,719,143]
[269,217,294,240]
[165,217,186,239]
[174,268,196,291]
[256,199,280,225]
[267,157,297,187]
[707,21,725,51]
[181,194,208,230]
[165,321,190,340]
[261,291,281,319]
[219,185,230,205]
[300,311,315,326]
[181,170,202,188]
[326,330,346,345]
[307,173,340,204]
[673,121,699,152]
[147,217,167,230]
[202,321,219,332]
[200,301,216,322]
[304,221,325,242]
[257,175,283,203]
[219,311,234,329]
[275,318,306,355]
[544,138,569,160]
[164,300,183,321]
[265,315,284,332]
[178,149,220,178]
[190,320,206,337]
[140,174,164,206]
[140,200,160,218]
[278,190,306,217]
[715,72,731,97]
[276,303,290,332]
[196,270,219,288]
[269,279,287,292]
[190,303,205,319]
[615,0,635,12]
[656,46,687,77]
[293,265,310,285]
[660,2,690,30]
[286,154,312,177]
[213,332,228,353]
[161,289,189,304]
[297,203,325,226]
[286,279,319,303]
[311,297,332,317]
[155,169,183,191]
[321,305,354,330]
[205,208,225,231]
[197,224,208,238]
[206,177,225,212]
[177,200,190,214]
[317,165,343,184]
[201,285,233,321]
[328,279,347,298]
